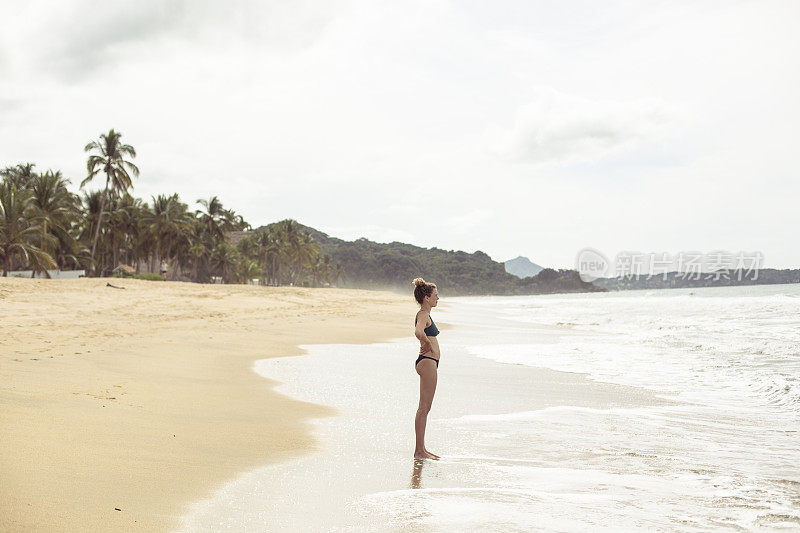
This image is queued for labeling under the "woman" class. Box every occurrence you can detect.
[412,277,442,460]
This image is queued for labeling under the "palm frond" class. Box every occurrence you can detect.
[123,160,140,177]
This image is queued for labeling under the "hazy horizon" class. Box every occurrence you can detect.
[1,0,798,269]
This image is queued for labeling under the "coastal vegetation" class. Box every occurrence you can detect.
[251,222,603,296]
[0,129,339,285]
[0,127,600,294]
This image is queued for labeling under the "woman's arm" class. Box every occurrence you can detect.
[415,311,433,354]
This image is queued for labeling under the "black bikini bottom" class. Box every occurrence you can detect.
[415,355,439,368]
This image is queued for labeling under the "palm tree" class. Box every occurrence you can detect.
[236,235,258,262]
[319,253,332,286]
[333,262,347,287]
[221,208,249,232]
[105,195,134,273]
[254,228,282,285]
[196,196,226,243]
[130,198,155,274]
[111,193,145,268]
[291,231,320,285]
[237,258,262,284]
[79,191,100,271]
[307,253,334,287]
[273,220,300,284]
[1,163,37,190]
[29,170,77,275]
[0,182,56,276]
[189,240,208,282]
[210,242,239,283]
[82,129,139,274]
[142,194,191,276]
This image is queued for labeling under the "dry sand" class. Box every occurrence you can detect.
[0,277,415,532]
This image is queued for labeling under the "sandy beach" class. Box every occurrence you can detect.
[0,278,414,532]
[6,280,799,531]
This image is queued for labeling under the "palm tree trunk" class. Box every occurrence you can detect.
[259,252,265,286]
[39,220,47,277]
[152,242,160,274]
[30,220,49,278]
[112,234,119,270]
[166,236,173,280]
[90,177,110,275]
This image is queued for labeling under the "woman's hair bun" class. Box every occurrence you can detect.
[412,277,436,304]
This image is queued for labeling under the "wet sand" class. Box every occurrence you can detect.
[178,298,671,530]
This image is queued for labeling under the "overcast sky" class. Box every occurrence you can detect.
[1,0,798,269]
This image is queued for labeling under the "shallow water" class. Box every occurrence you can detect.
[177,284,800,532]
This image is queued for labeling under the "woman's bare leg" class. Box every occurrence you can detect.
[414,360,439,459]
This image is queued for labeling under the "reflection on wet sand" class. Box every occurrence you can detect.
[410,458,425,489]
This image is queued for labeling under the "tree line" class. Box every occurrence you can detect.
[0,128,345,286]
[283,222,606,296]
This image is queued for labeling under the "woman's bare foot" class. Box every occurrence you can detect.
[414,450,440,460]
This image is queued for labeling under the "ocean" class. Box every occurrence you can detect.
[177,284,800,532]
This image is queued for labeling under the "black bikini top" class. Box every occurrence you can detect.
[415,313,440,337]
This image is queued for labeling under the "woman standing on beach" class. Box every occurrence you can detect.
[413,277,441,460]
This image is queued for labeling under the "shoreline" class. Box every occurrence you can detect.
[176,296,674,530]
[0,278,414,532]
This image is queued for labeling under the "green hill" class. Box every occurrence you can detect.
[255,221,605,296]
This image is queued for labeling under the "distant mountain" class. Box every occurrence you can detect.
[251,221,605,296]
[504,256,544,279]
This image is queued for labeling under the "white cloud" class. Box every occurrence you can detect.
[487,87,674,165]
[444,209,494,234]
